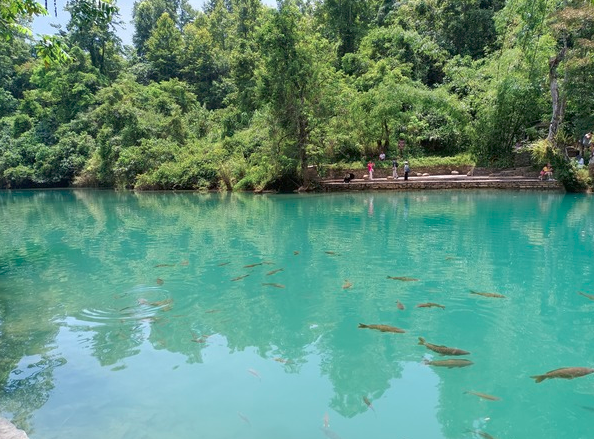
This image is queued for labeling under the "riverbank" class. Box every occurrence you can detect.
[319,174,564,192]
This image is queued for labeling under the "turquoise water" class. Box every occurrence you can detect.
[1,189,593,439]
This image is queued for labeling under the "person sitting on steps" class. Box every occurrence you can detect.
[343,173,355,183]
[540,163,554,181]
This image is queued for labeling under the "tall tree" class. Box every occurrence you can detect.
[132,0,196,56]
[146,12,183,81]
[65,0,122,76]
[179,22,219,106]
[259,1,333,180]
[1,0,115,66]
[316,0,376,58]
[206,0,232,50]
[546,3,594,144]
[226,0,263,115]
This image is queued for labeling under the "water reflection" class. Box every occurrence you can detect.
[0,190,594,438]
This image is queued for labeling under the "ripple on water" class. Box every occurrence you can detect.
[78,285,173,324]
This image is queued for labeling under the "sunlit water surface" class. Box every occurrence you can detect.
[1,190,594,439]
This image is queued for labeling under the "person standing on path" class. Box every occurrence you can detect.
[367,161,375,180]
[581,132,592,157]
[392,159,399,179]
[404,161,410,180]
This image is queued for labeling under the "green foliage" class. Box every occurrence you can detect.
[33,132,94,184]
[351,78,470,159]
[529,139,587,192]
[35,36,71,69]
[474,74,547,167]
[0,89,17,117]
[390,0,503,59]
[179,20,223,108]
[146,13,183,81]
[4,0,594,191]
[357,26,447,86]
[315,0,376,58]
[258,3,333,176]
[0,0,47,40]
[27,46,106,124]
[407,153,475,168]
[2,164,35,187]
[12,113,32,137]
[134,142,225,190]
[114,138,178,188]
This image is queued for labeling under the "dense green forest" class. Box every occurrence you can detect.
[1,0,594,191]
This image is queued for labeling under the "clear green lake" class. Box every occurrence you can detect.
[1,189,593,439]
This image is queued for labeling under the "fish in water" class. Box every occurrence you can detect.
[342,280,353,289]
[248,368,261,380]
[266,268,284,276]
[191,332,211,343]
[293,251,300,255]
[323,412,330,428]
[358,323,405,333]
[237,412,251,426]
[217,261,230,266]
[424,359,473,368]
[416,302,445,309]
[387,276,419,281]
[154,263,175,267]
[325,251,338,255]
[231,274,250,281]
[244,262,263,268]
[578,291,594,301]
[156,278,164,285]
[262,283,285,288]
[396,300,405,310]
[418,337,470,356]
[470,290,506,298]
[466,429,498,439]
[463,390,501,401]
[150,298,173,307]
[530,367,594,383]
[363,396,375,412]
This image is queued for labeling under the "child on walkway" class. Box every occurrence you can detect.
[367,161,375,180]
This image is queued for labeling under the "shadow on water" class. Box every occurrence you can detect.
[1,190,594,438]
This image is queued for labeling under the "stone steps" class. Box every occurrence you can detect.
[320,177,563,192]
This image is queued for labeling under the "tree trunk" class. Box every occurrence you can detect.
[298,92,309,183]
[547,43,567,145]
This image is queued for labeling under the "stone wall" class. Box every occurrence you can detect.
[320,165,539,179]
[321,165,474,180]
[320,179,563,192]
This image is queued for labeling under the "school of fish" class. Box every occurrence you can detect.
[145,254,594,439]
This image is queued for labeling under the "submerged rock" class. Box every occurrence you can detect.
[0,418,29,439]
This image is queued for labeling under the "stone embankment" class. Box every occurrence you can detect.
[320,174,563,192]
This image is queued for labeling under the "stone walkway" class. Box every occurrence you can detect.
[320,174,564,191]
